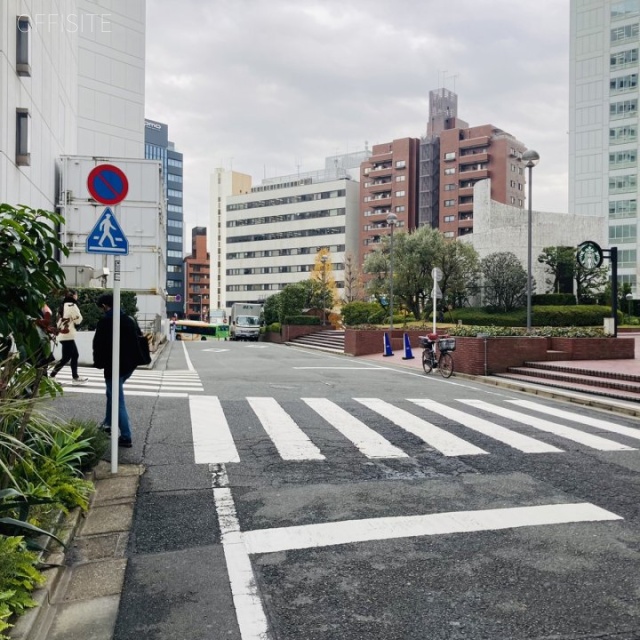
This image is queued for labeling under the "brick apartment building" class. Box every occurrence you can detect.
[419,88,528,237]
[184,227,210,321]
[359,137,420,260]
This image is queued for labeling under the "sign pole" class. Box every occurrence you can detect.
[111,255,121,474]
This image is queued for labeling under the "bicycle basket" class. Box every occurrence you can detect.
[439,337,456,352]
[419,336,433,348]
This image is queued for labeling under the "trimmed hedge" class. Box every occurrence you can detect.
[283,315,321,326]
[531,294,576,306]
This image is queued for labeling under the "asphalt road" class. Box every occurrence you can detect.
[49,340,640,640]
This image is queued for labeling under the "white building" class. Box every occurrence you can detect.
[1,1,166,316]
[213,170,360,312]
[569,0,639,294]
[466,179,607,295]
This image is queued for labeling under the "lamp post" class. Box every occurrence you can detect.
[626,292,633,324]
[386,212,398,330]
[320,254,328,325]
[522,149,540,332]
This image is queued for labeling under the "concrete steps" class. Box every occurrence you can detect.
[288,330,345,353]
[495,361,640,403]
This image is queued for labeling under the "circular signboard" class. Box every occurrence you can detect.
[87,164,129,205]
[576,241,604,269]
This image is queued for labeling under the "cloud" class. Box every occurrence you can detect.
[145,0,570,230]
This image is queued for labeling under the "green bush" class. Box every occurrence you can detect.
[283,315,321,325]
[265,322,281,333]
[449,305,619,327]
[342,302,381,326]
[448,325,609,338]
[532,294,576,306]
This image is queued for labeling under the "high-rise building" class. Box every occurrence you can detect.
[359,138,420,261]
[145,119,185,317]
[184,227,210,321]
[419,88,527,237]
[570,0,638,294]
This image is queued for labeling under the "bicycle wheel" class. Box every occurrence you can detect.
[438,352,454,378]
[422,350,433,374]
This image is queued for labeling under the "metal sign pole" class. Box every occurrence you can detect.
[111,255,121,474]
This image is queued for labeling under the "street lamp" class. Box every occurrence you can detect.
[522,149,540,332]
[386,212,398,330]
[320,254,328,326]
[626,292,633,324]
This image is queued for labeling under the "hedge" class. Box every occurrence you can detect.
[283,315,321,326]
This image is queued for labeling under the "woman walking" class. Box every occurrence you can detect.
[50,290,88,385]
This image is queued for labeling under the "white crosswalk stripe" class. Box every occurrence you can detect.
[52,366,204,397]
[190,396,640,464]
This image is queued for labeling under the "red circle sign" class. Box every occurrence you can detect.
[87,164,129,205]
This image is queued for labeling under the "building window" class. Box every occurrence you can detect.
[395,190,406,197]
[167,279,182,288]
[611,48,639,70]
[444,215,454,222]
[444,152,456,161]
[167,234,183,243]
[168,204,183,213]
[444,167,456,175]
[168,188,182,198]
[395,205,405,212]
[16,16,31,76]
[16,108,30,166]
[444,199,455,207]
[167,265,183,273]
[609,223,637,243]
[395,175,406,182]
[395,160,406,169]
[611,23,639,43]
[168,158,183,168]
[610,73,638,93]
[611,0,640,21]
[167,249,182,258]
[444,184,456,191]
[610,124,638,143]
[610,98,638,119]
[610,174,638,193]
[168,219,183,228]
[168,173,183,183]
[443,231,455,238]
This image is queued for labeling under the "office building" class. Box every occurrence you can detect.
[184,227,210,321]
[419,88,527,237]
[570,0,638,293]
[145,119,185,317]
[359,138,420,260]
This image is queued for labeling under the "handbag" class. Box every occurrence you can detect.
[136,333,152,366]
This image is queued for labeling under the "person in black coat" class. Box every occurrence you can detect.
[93,293,141,447]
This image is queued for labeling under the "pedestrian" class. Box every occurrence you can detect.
[50,290,88,384]
[169,313,177,341]
[92,293,141,448]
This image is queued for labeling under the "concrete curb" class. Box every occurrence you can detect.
[9,462,144,640]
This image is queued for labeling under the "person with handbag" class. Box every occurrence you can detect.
[92,293,143,448]
[50,290,88,384]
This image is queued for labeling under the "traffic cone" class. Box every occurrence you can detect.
[383,332,393,356]
[402,333,415,360]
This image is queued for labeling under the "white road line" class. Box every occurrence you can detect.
[248,397,325,461]
[212,482,270,640]
[61,387,189,398]
[302,398,408,459]
[190,396,240,463]
[460,400,636,452]
[354,398,487,457]
[293,367,389,370]
[182,340,196,371]
[242,503,622,555]
[508,400,640,442]
[409,399,563,454]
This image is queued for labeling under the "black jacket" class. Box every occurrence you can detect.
[93,311,141,377]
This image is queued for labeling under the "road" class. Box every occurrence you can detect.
[49,340,640,639]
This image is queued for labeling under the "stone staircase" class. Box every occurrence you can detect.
[288,329,345,353]
[494,361,640,403]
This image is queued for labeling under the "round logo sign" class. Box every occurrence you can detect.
[576,241,604,269]
[87,164,129,205]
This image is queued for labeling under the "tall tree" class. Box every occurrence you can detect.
[481,251,528,312]
[342,251,366,303]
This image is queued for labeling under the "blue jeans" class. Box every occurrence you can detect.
[104,372,133,439]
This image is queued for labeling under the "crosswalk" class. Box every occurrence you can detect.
[189,396,640,464]
[53,367,204,396]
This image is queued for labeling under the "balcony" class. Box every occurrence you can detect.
[459,135,490,150]
[458,202,474,213]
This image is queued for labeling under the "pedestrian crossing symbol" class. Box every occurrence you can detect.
[86,207,129,255]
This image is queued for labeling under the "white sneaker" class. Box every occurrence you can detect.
[72,377,88,385]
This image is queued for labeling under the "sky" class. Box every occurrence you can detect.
[145,0,570,235]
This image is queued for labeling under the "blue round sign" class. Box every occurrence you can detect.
[87,164,129,205]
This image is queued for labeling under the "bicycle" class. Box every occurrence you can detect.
[419,334,455,378]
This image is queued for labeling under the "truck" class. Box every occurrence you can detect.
[229,303,262,341]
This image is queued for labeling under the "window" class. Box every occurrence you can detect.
[395,190,406,197]
[395,205,405,212]
[167,234,183,244]
[612,0,640,20]
[610,174,638,192]
[167,265,183,273]
[611,48,639,70]
[610,198,637,216]
[395,175,406,182]
[168,173,183,183]
[611,23,639,43]
[610,124,638,143]
[610,73,638,93]
[443,231,455,238]
[444,152,456,161]
[444,183,456,191]
[444,215,455,222]
[168,219,183,228]
[168,189,182,198]
[609,149,637,167]
[444,199,455,207]
[444,167,456,175]
[167,158,183,168]
[167,279,181,288]
[610,98,638,119]
[16,108,30,166]
[395,160,406,169]
[16,15,30,76]
[167,249,182,258]
[609,223,637,243]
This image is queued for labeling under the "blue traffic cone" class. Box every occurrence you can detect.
[383,332,393,356]
[402,333,415,360]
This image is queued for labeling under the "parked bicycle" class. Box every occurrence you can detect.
[419,333,455,378]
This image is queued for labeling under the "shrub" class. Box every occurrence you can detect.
[532,294,576,306]
[448,305,619,327]
[283,315,321,326]
[264,322,281,333]
[342,302,380,326]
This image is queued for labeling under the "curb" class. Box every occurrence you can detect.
[9,462,143,640]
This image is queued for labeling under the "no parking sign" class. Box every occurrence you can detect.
[87,164,129,205]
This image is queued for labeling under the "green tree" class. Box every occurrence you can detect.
[342,251,365,303]
[263,292,281,326]
[0,204,68,363]
[481,251,528,312]
[278,283,307,323]
[538,246,575,294]
[575,262,609,304]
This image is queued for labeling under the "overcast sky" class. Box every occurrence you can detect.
[145,0,570,234]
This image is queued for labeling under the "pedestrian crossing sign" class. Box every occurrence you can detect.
[86,207,129,255]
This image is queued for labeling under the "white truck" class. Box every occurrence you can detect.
[229,303,262,341]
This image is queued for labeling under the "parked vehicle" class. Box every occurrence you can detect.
[229,304,262,341]
[174,320,218,341]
